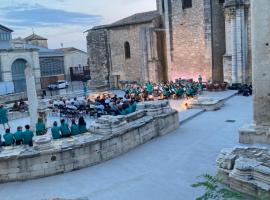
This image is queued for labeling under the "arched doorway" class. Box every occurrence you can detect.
[11,59,27,93]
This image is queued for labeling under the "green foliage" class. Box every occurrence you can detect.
[191,174,244,200]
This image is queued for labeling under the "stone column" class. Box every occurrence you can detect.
[252,0,270,125]
[25,65,38,132]
[239,0,270,144]
[164,0,172,81]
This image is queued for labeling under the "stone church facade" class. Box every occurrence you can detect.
[86,0,252,90]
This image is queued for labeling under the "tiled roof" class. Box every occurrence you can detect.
[90,10,160,31]
[24,33,47,41]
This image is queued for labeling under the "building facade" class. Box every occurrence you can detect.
[55,47,88,81]
[87,11,165,90]
[87,0,231,90]
[223,0,251,84]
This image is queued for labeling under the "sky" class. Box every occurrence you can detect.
[0,0,156,51]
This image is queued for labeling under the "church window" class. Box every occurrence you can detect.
[162,0,165,13]
[182,0,192,9]
[124,41,131,59]
[219,0,225,4]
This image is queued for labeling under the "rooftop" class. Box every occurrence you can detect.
[90,10,160,31]
[55,47,87,54]
[24,33,47,41]
[0,24,13,32]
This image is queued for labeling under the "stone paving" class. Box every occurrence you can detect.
[0,95,253,200]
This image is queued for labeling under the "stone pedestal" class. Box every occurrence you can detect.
[37,99,50,126]
[25,66,38,131]
[136,100,172,116]
[189,97,224,111]
[33,135,52,151]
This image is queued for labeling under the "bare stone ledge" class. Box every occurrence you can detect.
[189,97,224,111]
[0,101,179,183]
[216,147,270,198]
[239,123,270,144]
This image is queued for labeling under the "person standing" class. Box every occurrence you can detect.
[0,104,10,129]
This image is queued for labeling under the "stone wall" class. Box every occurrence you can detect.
[87,29,110,91]
[0,101,179,182]
[108,19,164,85]
[169,0,219,80]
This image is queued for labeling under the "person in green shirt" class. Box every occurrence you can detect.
[3,128,14,146]
[60,119,71,137]
[0,104,10,129]
[71,119,80,136]
[78,117,88,134]
[51,121,61,140]
[35,118,47,136]
[146,82,153,95]
[13,126,23,145]
[22,125,34,146]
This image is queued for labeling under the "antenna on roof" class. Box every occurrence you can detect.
[61,43,64,48]
[32,27,35,35]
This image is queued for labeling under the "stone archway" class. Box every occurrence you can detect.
[11,58,27,93]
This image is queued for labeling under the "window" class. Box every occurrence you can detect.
[124,41,131,59]
[219,0,225,3]
[0,33,11,41]
[182,0,192,9]
[40,57,65,77]
[162,0,165,13]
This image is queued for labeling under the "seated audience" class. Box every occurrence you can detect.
[71,119,80,136]
[51,121,61,139]
[22,125,34,146]
[60,119,71,137]
[14,126,23,145]
[78,117,88,134]
[36,117,47,136]
[3,128,14,146]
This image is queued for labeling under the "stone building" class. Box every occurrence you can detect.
[87,11,165,90]
[159,0,226,82]
[55,47,88,81]
[86,0,229,90]
[223,0,251,84]
[0,24,67,95]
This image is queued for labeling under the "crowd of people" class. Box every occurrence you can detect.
[0,116,89,147]
[124,77,204,101]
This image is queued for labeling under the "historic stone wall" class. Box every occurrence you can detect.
[211,0,226,82]
[87,29,110,91]
[168,0,225,82]
[0,102,179,182]
[108,19,164,85]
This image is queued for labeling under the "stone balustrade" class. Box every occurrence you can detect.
[0,100,179,183]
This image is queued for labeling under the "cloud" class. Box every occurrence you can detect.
[0,3,102,27]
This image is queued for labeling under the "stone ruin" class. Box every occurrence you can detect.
[216,147,270,198]
[0,100,179,182]
[216,1,270,198]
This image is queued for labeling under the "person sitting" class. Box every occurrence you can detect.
[78,117,88,134]
[13,126,23,145]
[60,119,71,137]
[3,128,14,146]
[70,119,80,136]
[12,101,20,112]
[22,125,34,146]
[51,121,61,139]
[35,117,47,136]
